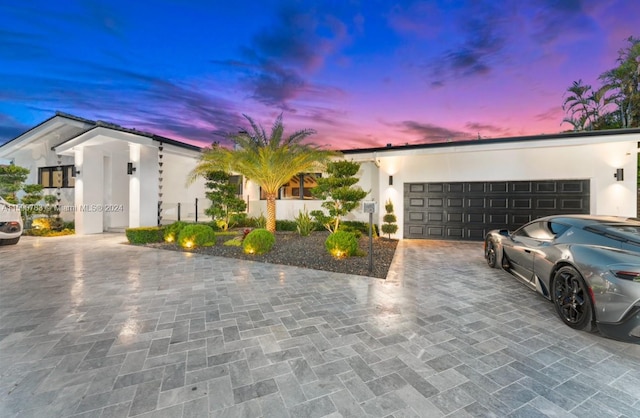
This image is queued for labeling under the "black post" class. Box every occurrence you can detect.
[177,202,181,221]
[368,212,373,273]
[195,198,199,223]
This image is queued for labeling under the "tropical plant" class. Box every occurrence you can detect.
[599,36,640,129]
[381,199,398,239]
[562,36,640,131]
[294,207,315,236]
[310,160,368,233]
[189,114,338,233]
[203,170,246,231]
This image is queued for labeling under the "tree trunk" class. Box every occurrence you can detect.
[266,193,277,233]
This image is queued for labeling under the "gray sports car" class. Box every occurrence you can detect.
[484,215,640,343]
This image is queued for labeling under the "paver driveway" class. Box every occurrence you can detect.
[1,234,639,418]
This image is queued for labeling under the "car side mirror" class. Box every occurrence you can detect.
[499,229,510,237]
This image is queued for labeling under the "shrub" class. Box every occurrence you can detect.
[24,228,74,237]
[164,221,188,243]
[276,219,297,231]
[341,220,379,237]
[243,228,275,254]
[253,213,267,229]
[294,208,315,236]
[126,226,165,244]
[177,224,215,249]
[337,224,362,239]
[31,216,65,231]
[325,231,358,258]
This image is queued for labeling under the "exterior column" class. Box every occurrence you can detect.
[74,147,104,234]
[128,143,159,228]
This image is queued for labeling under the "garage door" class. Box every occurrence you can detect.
[404,180,590,240]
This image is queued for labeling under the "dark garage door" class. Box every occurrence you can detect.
[404,180,590,240]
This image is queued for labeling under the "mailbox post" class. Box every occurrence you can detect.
[362,201,377,273]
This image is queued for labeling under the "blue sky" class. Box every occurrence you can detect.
[1,0,638,149]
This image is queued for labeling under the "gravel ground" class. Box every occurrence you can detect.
[150,231,398,279]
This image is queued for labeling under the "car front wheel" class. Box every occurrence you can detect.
[485,239,497,268]
[552,266,595,332]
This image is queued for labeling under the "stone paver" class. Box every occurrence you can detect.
[1,233,639,417]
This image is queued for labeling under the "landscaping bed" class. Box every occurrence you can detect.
[149,230,398,279]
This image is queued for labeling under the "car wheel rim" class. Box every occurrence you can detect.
[487,243,496,265]
[555,270,587,324]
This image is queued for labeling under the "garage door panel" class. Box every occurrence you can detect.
[404,179,590,240]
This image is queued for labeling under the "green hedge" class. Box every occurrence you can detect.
[126,226,165,244]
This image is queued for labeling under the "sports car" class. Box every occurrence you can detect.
[484,215,640,343]
[0,196,23,245]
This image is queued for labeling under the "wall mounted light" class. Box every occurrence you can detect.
[614,168,624,181]
[127,162,136,175]
[388,175,393,186]
[72,166,80,177]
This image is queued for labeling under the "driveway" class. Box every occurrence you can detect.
[1,234,639,417]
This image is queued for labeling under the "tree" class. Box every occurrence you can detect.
[381,199,398,239]
[204,170,246,231]
[190,114,337,233]
[0,164,29,203]
[20,184,44,227]
[310,160,368,233]
[599,36,640,129]
[562,36,640,130]
[562,81,614,131]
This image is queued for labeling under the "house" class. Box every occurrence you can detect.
[1,112,638,239]
[0,112,206,235]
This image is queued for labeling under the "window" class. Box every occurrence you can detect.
[38,165,75,188]
[229,175,243,196]
[515,221,568,240]
[260,173,321,200]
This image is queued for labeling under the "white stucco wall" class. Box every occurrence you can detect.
[159,150,208,223]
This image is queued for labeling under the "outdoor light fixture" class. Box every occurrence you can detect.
[389,175,393,186]
[614,168,624,181]
[72,166,80,177]
[127,162,136,175]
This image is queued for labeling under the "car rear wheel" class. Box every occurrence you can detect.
[552,266,595,332]
[485,239,497,268]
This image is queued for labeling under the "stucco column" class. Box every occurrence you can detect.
[74,147,104,234]
[129,143,159,228]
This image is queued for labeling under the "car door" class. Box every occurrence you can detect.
[504,221,555,284]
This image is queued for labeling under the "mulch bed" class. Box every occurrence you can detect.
[148,230,398,279]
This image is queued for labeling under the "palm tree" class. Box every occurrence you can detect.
[562,80,593,131]
[190,114,338,233]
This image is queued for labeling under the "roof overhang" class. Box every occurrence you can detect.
[0,113,95,158]
[54,125,202,158]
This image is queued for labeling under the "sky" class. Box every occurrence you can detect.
[1,0,638,150]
